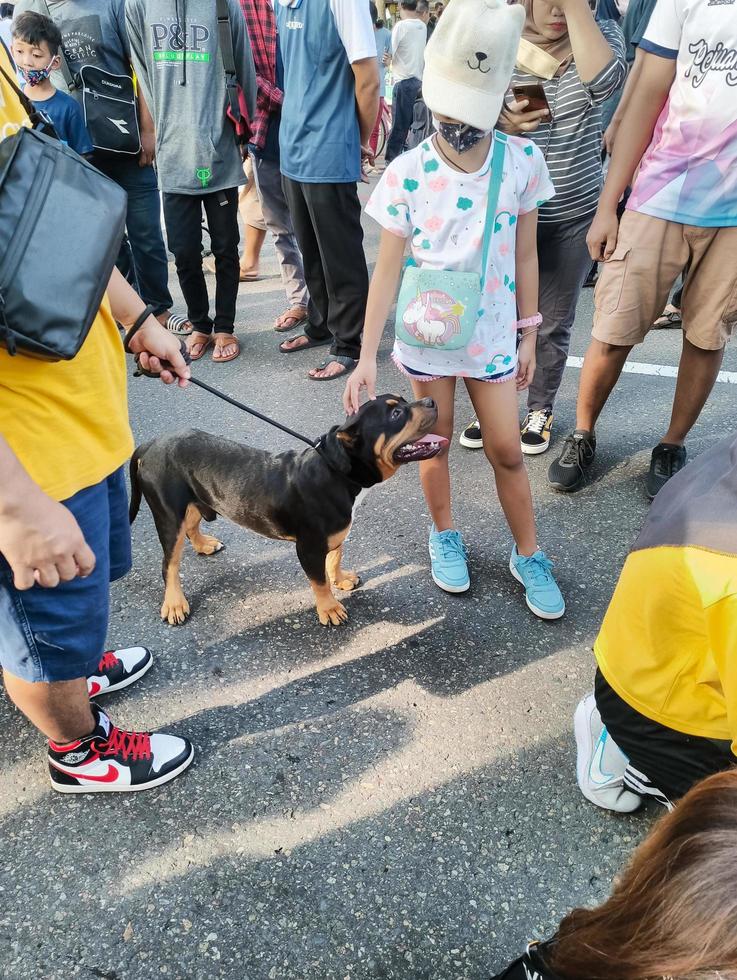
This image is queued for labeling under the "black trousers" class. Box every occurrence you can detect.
[162,188,240,335]
[595,669,735,806]
[282,177,367,360]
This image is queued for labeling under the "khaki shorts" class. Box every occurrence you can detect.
[238,155,267,232]
[592,210,737,351]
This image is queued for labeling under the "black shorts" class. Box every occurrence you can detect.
[595,669,735,806]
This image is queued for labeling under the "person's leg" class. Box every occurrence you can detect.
[409,376,457,530]
[661,337,724,445]
[252,156,309,310]
[280,176,332,348]
[385,78,418,163]
[95,156,174,316]
[301,180,369,372]
[202,188,240,357]
[238,157,268,277]
[163,192,212,337]
[574,340,633,432]
[528,213,594,414]
[466,377,536,556]
[3,673,94,742]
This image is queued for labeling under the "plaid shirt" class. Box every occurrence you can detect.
[239,0,283,150]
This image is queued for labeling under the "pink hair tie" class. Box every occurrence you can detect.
[516,313,543,330]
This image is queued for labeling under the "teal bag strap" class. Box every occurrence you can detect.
[479,132,508,290]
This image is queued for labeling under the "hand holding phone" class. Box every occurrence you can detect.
[512,83,552,116]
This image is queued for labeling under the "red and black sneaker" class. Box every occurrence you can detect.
[86,646,153,697]
[48,704,194,794]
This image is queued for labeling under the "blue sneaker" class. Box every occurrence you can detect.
[509,546,565,620]
[428,527,470,593]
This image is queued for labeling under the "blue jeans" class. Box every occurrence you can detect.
[386,77,422,163]
[93,156,173,316]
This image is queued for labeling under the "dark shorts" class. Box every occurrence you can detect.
[595,669,735,806]
[0,468,131,683]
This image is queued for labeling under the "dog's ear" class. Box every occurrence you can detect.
[318,425,353,474]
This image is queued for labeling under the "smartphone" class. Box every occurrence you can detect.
[512,83,551,116]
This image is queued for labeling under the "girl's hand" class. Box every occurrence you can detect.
[516,334,537,391]
[498,99,549,136]
[343,358,377,415]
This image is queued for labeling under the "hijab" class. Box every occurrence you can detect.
[516,0,573,79]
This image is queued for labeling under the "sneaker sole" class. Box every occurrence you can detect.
[520,439,550,456]
[49,745,195,794]
[90,652,153,697]
[508,560,565,620]
[459,433,483,450]
[431,571,470,594]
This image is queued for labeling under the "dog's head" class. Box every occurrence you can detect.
[319,394,447,486]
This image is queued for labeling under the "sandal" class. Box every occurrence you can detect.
[308,355,357,381]
[239,269,261,282]
[653,307,682,329]
[158,312,193,335]
[186,331,213,361]
[212,333,240,363]
[274,306,309,333]
[279,333,331,354]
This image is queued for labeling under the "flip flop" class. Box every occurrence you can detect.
[239,270,262,282]
[159,312,193,335]
[186,332,213,361]
[274,307,309,333]
[653,309,682,329]
[212,333,240,363]
[308,355,357,381]
[279,334,331,354]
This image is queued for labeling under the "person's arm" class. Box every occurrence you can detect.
[229,0,257,119]
[125,0,153,115]
[513,209,539,392]
[555,0,619,84]
[0,436,96,590]
[343,229,406,414]
[106,267,190,387]
[137,87,156,167]
[586,50,675,260]
[353,56,380,153]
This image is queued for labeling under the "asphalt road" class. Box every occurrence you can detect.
[1,183,733,980]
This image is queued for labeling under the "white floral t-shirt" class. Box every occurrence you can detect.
[366,133,554,380]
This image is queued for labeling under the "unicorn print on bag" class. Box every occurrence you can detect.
[402,288,466,347]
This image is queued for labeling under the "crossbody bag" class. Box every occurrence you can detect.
[395,132,507,351]
[216,0,252,147]
[41,0,141,156]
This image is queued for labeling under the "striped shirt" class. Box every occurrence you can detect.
[510,20,626,224]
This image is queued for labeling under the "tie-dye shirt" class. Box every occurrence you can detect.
[628,0,737,227]
[366,134,554,381]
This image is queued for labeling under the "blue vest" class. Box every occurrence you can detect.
[276,0,360,183]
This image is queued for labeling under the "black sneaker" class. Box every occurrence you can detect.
[48,704,194,794]
[548,429,596,492]
[459,417,483,450]
[646,443,687,499]
[86,646,153,698]
[521,409,553,456]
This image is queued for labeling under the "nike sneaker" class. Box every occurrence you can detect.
[48,704,194,794]
[574,693,642,813]
[86,646,153,697]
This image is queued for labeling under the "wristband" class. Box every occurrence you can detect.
[516,313,543,331]
[123,303,158,353]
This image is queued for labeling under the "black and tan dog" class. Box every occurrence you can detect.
[129,394,445,627]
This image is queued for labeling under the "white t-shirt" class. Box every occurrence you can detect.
[329,0,377,64]
[366,134,554,380]
[391,18,426,82]
[628,0,737,227]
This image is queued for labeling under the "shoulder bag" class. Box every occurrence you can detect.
[395,132,507,351]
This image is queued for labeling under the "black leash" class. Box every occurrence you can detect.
[124,309,319,449]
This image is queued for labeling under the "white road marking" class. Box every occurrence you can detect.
[566,355,737,385]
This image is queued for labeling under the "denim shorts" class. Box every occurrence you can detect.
[0,467,132,683]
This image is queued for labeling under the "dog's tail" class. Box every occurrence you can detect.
[128,443,151,525]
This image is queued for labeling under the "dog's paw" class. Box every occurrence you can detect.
[160,594,191,626]
[333,571,361,592]
[194,535,224,557]
[317,600,348,627]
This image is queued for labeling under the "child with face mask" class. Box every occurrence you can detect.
[10,11,92,157]
[344,0,565,620]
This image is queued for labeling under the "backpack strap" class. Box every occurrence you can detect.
[215,0,242,129]
[39,0,78,91]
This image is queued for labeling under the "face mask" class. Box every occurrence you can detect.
[435,118,490,154]
[18,57,55,87]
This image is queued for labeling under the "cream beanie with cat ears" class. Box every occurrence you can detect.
[422,0,526,131]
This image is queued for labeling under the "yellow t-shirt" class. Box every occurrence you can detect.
[0,46,133,501]
[595,546,737,754]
